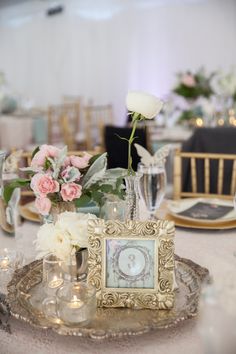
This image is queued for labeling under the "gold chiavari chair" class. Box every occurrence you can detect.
[83,104,113,150]
[173,149,236,200]
[48,102,81,150]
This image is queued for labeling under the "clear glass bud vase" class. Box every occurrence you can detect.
[124,173,142,220]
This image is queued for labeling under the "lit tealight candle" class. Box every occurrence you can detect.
[0,257,10,270]
[48,275,64,289]
[69,295,83,309]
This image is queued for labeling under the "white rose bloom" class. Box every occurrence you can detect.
[35,223,72,261]
[56,212,97,249]
[126,91,163,119]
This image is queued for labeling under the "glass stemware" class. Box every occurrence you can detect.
[138,163,166,220]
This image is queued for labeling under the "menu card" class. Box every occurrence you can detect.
[177,202,234,220]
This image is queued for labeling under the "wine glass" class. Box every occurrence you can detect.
[138,163,166,220]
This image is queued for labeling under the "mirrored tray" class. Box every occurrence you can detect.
[6,256,209,340]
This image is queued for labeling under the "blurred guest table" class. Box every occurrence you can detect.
[150,125,193,147]
[0,202,236,354]
[0,112,47,151]
[0,115,33,150]
[182,127,236,154]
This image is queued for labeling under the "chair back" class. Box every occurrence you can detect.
[173,149,236,200]
[104,125,148,170]
[84,104,113,150]
[48,102,81,150]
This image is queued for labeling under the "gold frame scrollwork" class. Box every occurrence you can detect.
[87,219,175,310]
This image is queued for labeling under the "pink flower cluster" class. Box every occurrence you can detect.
[30,145,92,215]
[181,74,196,88]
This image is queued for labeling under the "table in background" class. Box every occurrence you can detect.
[0,209,235,354]
[0,113,47,151]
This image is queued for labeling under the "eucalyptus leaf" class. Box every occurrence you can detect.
[89,153,102,165]
[62,167,80,183]
[103,168,127,178]
[48,146,67,179]
[82,153,107,189]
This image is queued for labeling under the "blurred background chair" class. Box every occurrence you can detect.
[48,101,81,150]
[104,125,148,170]
[173,150,236,200]
[84,104,113,150]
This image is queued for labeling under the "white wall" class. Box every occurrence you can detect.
[0,0,235,124]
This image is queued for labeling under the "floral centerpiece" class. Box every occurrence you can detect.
[211,69,236,118]
[4,144,124,218]
[165,67,236,126]
[165,68,215,125]
[173,68,214,100]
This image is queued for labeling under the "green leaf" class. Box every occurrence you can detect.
[3,179,30,203]
[44,158,52,170]
[115,134,129,142]
[91,191,104,206]
[74,194,92,208]
[100,184,113,193]
[89,153,102,165]
[31,146,40,159]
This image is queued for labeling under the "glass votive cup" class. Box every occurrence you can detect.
[100,198,127,221]
[0,267,14,294]
[0,248,23,294]
[42,282,97,327]
[43,253,69,295]
[0,248,24,272]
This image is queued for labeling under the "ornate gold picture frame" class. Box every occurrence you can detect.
[87,219,175,310]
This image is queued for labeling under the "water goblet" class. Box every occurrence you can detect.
[138,163,166,220]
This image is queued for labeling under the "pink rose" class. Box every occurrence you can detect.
[35,196,51,215]
[181,74,196,87]
[31,145,60,168]
[31,173,59,196]
[60,183,82,201]
[63,156,71,167]
[82,152,92,162]
[41,144,60,158]
[31,150,47,167]
[70,155,90,169]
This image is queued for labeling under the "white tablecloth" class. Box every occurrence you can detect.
[0,218,236,354]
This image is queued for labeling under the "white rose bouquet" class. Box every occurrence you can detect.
[126,91,163,175]
[35,211,97,261]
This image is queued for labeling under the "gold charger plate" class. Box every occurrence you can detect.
[20,202,40,223]
[7,256,209,340]
[167,198,235,225]
[166,213,236,230]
